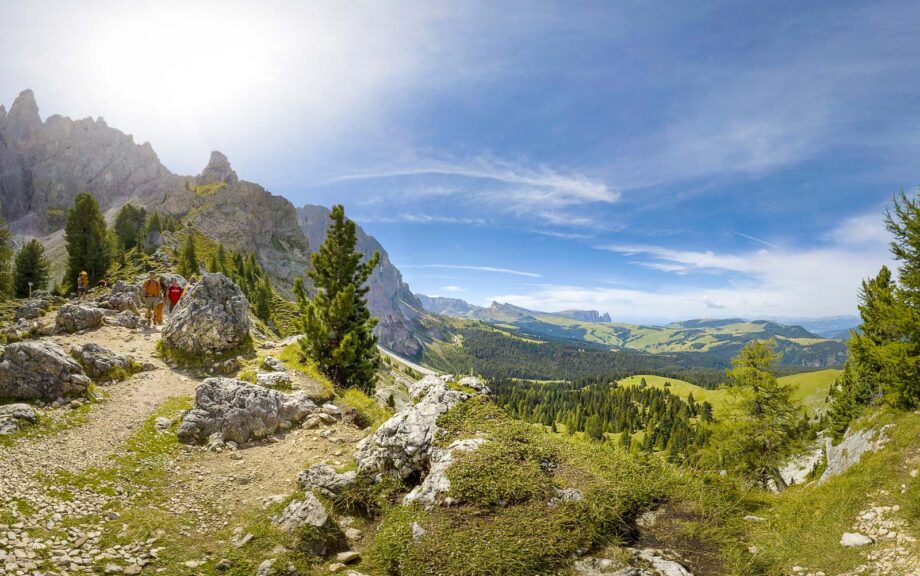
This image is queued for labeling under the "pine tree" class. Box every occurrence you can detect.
[178,234,199,279]
[300,205,381,393]
[13,240,50,298]
[113,204,147,251]
[0,216,12,300]
[65,192,112,287]
[584,414,605,441]
[292,276,308,307]
[254,275,273,323]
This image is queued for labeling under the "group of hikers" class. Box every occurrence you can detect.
[75,270,193,327]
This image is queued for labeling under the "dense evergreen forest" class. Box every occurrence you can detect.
[490,377,713,463]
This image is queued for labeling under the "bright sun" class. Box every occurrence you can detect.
[84,3,280,122]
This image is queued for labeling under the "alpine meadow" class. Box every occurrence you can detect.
[1,2,920,576]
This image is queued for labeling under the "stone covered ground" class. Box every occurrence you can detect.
[0,317,370,576]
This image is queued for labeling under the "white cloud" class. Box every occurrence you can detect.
[441,285,465,293]
[499,210,895,321]
[400,264,541,278]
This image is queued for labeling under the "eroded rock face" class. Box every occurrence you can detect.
[69,342,134,380]
[56,303,105,333]
[298,464,357,499]
[820,424,893,483]
[0,341,91,400]
[162,273,250,355]
[403,438,487,507]
[354,375,488,480]
[177,378,316,445]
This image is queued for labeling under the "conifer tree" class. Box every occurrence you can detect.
[178,234,199,279]
[0,216,12,300]
[13,240,49,298]
[254,275,274,323]
[292,276,308,307]
[702,340,802,489]
[300,205,380,393]
[65,192,111,287]
[113,204,147,251]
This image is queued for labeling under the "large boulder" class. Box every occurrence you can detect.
[0,341,91,400]
[97,280,141,312]
[177,378,317,445]
[15,299,49,320]
[56,303,105,333]
[162,273,250,355]
[69,342,136,380]
[354,375,488,480]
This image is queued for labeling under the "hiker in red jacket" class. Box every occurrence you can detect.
[166,278,184,316]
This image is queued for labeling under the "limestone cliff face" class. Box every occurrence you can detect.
[297,205,426,357]
[0,89,173,235]
[0,90,427,357]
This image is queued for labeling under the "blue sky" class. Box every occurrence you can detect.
[2,0,918,322]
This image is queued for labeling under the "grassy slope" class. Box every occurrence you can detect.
[618,369,840,416]
[745,407,920,574]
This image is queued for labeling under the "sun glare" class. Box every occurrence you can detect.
[85,4,280,121]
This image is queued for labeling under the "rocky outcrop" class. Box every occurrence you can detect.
[69,343,136,381]
[403,438,487,507]
[556,309,612,323]
[97,280,141,313]
[297,205,426,357]
[0,403,37,435]
[161,273,250,355]
[574,549,694,576]
[354,375,487,480]
[55,303,105,333]
[198,151,238,185]
[298,464,357,498]
[820,424,893,483]
[0,341,91,400]
[177,378,316,445]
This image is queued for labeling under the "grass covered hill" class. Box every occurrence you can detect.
[417,299,847,370]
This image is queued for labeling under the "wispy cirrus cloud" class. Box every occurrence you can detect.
[334,156,618,204]
[399,264,541,278]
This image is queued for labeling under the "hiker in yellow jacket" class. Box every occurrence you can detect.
[142,272,163,327]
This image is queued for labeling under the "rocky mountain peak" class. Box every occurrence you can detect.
[6,89,41,143]
[199,150,239,184]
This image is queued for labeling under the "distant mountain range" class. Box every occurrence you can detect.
[417,296,848,368]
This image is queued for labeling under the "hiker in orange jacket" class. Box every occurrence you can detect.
[142,272,163,326]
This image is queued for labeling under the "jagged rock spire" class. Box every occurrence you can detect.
[6,89,41,142]
[199,150,238,185]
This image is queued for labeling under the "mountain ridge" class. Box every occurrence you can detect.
[0,89,423,356]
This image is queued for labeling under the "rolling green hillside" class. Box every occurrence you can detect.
[418,300,848,369]
[618,369,840,416]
